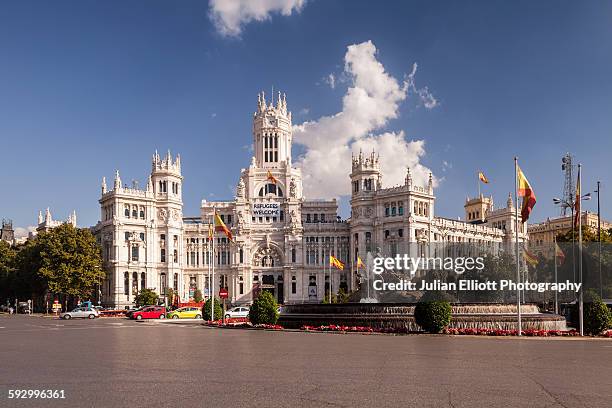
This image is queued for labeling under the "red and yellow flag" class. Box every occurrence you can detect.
[574,168,581,228]
[555,242,565,266]
[517,164,536,223]
[266,170,278,185]
[478,171,489,184]
[523,248,539,267]
[214,212,233,242]
[356,256,365,269]
[330,255,345,270]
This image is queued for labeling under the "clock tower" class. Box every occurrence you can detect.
[252,91,293,168]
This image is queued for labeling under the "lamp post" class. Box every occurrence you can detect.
[595,181,602,297]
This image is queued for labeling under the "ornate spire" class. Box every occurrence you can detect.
[405,167,412,187]
[146,175,153,192]
[428,172,434,193]
[114,170,121,189]
[507,192,513,208]
[101,176,107,194]
[38,210,43,225]
[45,207,51,222]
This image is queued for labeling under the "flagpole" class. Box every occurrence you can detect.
[211,210,215,322]
[554,235,558,315]
[514,157,522,336]
[478,172,481,197]
[578,164,584,336]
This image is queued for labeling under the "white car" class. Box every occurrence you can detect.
[60,307,99,320]
[225,306,250,319]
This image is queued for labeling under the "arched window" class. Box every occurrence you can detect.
[141,272,146,290]
[132,272,138,294]
[139,207,145,219]
[160,273,167,295]
[239,248,244,264]
[173,273,179,290]
[132,206,138,218]
[124,272,129,296]
[124,205,130,218]
[258,183,283,197]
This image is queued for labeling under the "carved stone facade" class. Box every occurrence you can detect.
[93,91,527,308]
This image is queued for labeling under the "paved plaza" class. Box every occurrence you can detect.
[1,315,611,407]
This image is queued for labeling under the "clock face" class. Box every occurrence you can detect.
[267,117,277,126]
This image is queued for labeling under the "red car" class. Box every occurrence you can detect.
[131,306,166,320]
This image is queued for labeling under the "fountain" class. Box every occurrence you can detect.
[279,250,568,332]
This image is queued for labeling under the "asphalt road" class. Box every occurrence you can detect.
[1,315,611,408]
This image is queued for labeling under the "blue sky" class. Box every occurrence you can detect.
[1,0,611,235]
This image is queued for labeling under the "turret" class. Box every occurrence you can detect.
[350,149,382,196]
[151,149,183,202]
[252,90,293,168]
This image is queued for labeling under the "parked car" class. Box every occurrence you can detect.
[131,306,166,320]
[60,307,99,320]
[167,307,202,319]
[225,306,250,319]
[125,305,148,318]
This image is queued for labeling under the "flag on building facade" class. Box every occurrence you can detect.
[523,248,539,266]
[356,256,365,269]
[214,212,233,242]
[478,172,489,184]
[330,255,345,270]
[517,164,536,223]
[207,223,213,242]
[266,170,278,184]
[555,242,565,266]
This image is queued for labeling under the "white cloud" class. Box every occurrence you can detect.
[407,63,438,109]
[14,226,36,239]
[298,107,310,116]
[209,0,306,37]
[324,73,336,89]
[294,40,436,199]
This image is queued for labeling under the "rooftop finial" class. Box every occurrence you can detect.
[102,176,107,194]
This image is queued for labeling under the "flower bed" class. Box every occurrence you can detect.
[301,324,411,334]
[443,327,580,337]
[203,319,283,330]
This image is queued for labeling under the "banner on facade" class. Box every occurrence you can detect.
[252,202,280,217]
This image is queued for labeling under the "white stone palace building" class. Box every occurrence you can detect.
[93,92,527,308]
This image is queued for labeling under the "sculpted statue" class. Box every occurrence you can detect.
[237,178,245,198]
[289,178,297,198]
[158,208,167,221]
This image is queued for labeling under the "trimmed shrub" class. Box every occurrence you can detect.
[584,295,612,335]
[135,289,159,307]
[193,289,203,303]
[249,291,279,325]
[414,301,452,333]
[202,298,223,321]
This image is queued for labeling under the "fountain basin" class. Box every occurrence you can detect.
[279,303,567,331]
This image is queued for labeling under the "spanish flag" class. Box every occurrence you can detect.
[214,212,233,241]
[517,164,536,223]
[523,248,539,267]
[356,256,365,269]
[266,170,278,185]
[478,172,489,184]
[574,168,581,228]
[555,242,565,266]
[330,255,345,270]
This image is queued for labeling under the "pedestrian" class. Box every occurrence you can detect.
[8,306,14,315]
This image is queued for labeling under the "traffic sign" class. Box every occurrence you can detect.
[219,288,228,299]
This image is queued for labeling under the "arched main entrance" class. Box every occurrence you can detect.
[252,246,285,304]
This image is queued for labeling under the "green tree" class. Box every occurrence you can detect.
[584,291,612,335]
[556,225,612,243]
[202,297,223,321]
[249,291,278,324]
[193,289,203,303]
[36,224,104,302]
[135,288,159,307]
[0,241,16,301]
